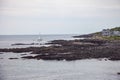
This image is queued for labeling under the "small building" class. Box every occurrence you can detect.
[113,31,120,36]
[102,29,120,36]
[102,29,112,36]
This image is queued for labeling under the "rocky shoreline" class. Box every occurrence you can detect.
[0,39,120,61]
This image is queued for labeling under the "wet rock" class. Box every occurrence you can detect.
[9,58,19,60]
[21,56,35,59]
[0,53,3,54]
[117,72,120,75]
[20,53,27,55]
[0,39,120,61]
[73,34,94,38]
[109,57,120,61]
[11,43,37,46]
[0,47,36,53]
[11,43,30,46]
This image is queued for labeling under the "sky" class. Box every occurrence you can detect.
[0,0,120,35]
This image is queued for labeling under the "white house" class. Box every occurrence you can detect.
[102,29,112,36]
[102,29,120,36]
[113,31,120,36]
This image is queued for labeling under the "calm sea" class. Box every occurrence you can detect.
[0,35,120,80]
[0,34,76,48]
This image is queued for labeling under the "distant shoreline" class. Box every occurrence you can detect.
[0,27,120,61]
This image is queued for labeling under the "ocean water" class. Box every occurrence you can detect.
[0,34,76,48]
[0,35,120,80]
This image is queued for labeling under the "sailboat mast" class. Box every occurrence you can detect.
[38,33,42,45]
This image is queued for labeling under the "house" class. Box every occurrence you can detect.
[102,29,120,36]
[102,29,112,36]
[112,31,120,36]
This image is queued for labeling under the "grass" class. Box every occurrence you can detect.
[102,36,120,40]
[111,27,120,31]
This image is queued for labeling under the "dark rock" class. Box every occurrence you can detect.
[0,47,37,53]
[0,39,120,61]
[117,72,120,75]
[9,58,19,59]
[20,53,27,55]
[11,43,44,46]
[73,34,94,38]
[109,57,120,61]
[21,56,35,59]
[11,43,29,46]
[0,53,3,54]
[11,43,37,46]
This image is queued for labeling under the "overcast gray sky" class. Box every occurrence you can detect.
[0,0,120,35]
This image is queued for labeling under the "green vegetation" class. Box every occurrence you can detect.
[102,36,120,40]
[92,27,120,40]
[102,27,120,40]
[94,32,101,35]
[111,27,120,31]
[93,32,102,36]
[92,26,120,36]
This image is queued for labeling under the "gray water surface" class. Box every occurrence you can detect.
[0,35,77,48]
[0,53,120,80]
[0,35,120,80]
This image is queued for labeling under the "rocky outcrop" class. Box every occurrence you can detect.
[11,43,41,46]
[0,47,43,53]
[117,72,120,75]
[0,52,3,54]
[73,34,94,38]
[0,39,120,61]
[9,58,19,59]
